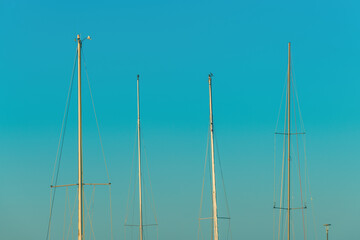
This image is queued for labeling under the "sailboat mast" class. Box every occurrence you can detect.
[137,74,143,240]
[77,34,84,240]
[287,42,291,240]
[208,74,219,240]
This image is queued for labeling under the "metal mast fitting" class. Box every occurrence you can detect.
[208,73,219,240]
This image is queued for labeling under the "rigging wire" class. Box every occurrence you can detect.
[62,186,69,240]
[66,190,78,240]
[214,134,232,240]
[198,120,233,239]
[82,50,114,240]
[143,143,160,240]
[84,190,96,240]
[46,48,77,240]
[108,186,114,240]
[308,176,318,240]
[131,151,138,238]
[276,77,288,240]
[142,167,148,239]
[198,128,210,240]
[292,64,308,210]
[274,78,287,240]
[139,133,157,239]
[127,126,140,240]
[274,72,288,204]
[65,188,71,240]
[274,53,318,240]
[291,70,306,240]
[82,50,111,183]
[291,56,318,240]
[47,46,114,240]
[125,122,158,239]
[125,126,138,223]
[214,135,231,219]
[143,145,159,225]
[124,126,138,240]
[89,185,96,240]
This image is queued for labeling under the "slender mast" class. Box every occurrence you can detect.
[137,74,143,240]
[287,42,291,240]
[208,73,219,240]
[77,34,84,240]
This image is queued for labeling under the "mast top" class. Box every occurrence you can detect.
[288,42,291,53]
[208,72,213,83]
[76,34,91,42]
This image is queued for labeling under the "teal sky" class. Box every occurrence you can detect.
[1,0,359,239]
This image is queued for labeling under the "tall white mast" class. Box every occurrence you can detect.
[208,73,219,240]
[77,34,84,240]
[287,42,291,240]
[137,74,143,240]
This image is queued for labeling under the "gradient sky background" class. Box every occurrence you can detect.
[0,0,360,239]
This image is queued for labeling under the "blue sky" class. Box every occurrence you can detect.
[0,0,359,239]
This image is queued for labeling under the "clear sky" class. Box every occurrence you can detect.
[0,0,359,239]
